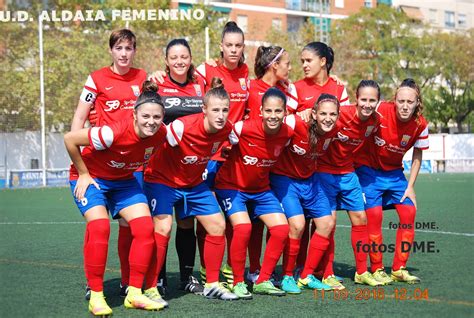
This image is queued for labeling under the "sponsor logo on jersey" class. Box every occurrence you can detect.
[164,97,181,108]
[211,142,221,154]
[104,100,120,112]
[181,156,198,164]
[239,78,247,91]
[305,96,314,101]
[131,85,140,97]
[193,84,202,97]
[107,160,126,168]
[401,134,411,147]
[258,91,265,95]
[243,155,258,165]
[365,126,375,137]
[291,144,306,155]
[105,86,113,91]
[144,147,154,160]
[163,88,179,93]
[323,138,331,150]
[374,136,386,147]
[119,150,131,155]
[337,132,349,142]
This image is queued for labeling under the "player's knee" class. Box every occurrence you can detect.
[269,224,290,240]
[130,216,154,239]
[289,221,305,237]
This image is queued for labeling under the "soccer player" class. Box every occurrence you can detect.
[355,78,429,284]
[70,29,148,300]
[316,80,383,288]
[214,87,294,298]
[143,80,238,300]
[65,81,167,316]
[152,38,207,296]
[292,41,349,278]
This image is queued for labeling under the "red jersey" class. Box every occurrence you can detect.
[155,75,206,125]
[79,67,147,126]
[294,77,349,112]
[271,116,317,179]
[144,113,232,188]
[317,105,377,174]
[195,63,248,124]
[355,102,429,171]
[246,79,299,119]
[69,119,166,181]
[215,116,295,192]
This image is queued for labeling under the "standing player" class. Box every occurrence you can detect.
[143,80,238,300]
[214,88,294,298]
[152,38,207,296]
[355,78,429,284]
[292,41,349,278]
[70,29,148,300]
[65,81,166,316]
[316,80,383,288]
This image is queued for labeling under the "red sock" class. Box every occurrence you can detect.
[118,225,132,286]
[319,229,335,277]
[393,204,416,271]
[225,220,233,266]
[256,224,289,284]
[196,222,206,268]
[366,206,384,272]
[301,233,330,278]
[351,224,369,274]
[85,219,110,292]
[154,232,170,284]
[230,223,252,284]
[128,216,154,289]
[282,238,300,276]
[83,226,89,281]
[248,221,264,272]
[144,243,158,289]
[204,235,225,283]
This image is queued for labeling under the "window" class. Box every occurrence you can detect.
[236,15,248,33]
[364,0,372,8]
[335,0,344,9]
[445,11,455,28]
[458,14,467,28]
[272,18,282,30]
[429,9,437,24]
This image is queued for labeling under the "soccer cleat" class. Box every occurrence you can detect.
[119,283,129,297]
[232,282,253,300]
[281,275,301,294]
[270,272,282,288]
[391,267,421,284]
[88,291,113,316]
[180,275,204,295]
[199,266,207,284]
[373,268,393,285]
[143,287,169,308]
[314,270,344,283]
[322,275,346,290]
[124,286,164,311]
[297,275,332,290]
[85,285,91,301]
[221,263,234,285]
[354,271,383,286]
[246,269,260,284]
[203,283,239,300]
[253,280,286,296]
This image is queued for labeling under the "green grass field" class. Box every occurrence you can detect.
[1,174,473,317]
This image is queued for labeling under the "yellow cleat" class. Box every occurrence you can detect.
[373,268,393,285]
[323,275,346,290]
[143,287,169,308]
[391,267,421,284]
[354,271,383,287]
[124,286,164,311]
[88,291,113,317]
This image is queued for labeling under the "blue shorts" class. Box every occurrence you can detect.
[69,178,147,218]
[317,172,365,212]
[143,181,221,219]
[133,171,144,189]
[356,165,414,209]
[214,188,284,220]
[203,160,223,189]
[270,173,331,219]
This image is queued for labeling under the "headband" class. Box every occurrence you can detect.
[265,48,285,69]
[134,98,163,109]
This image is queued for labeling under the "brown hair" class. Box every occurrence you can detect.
[204,77,229,105]
[394,78,423,124]
[220,21,245,66]
[308,94,340,150]
[134,81,164,110]
[109,29,136,49]
[165,38,196,84]
[254,46,285,79]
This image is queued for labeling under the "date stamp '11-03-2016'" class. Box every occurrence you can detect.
[314,287,430,302]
